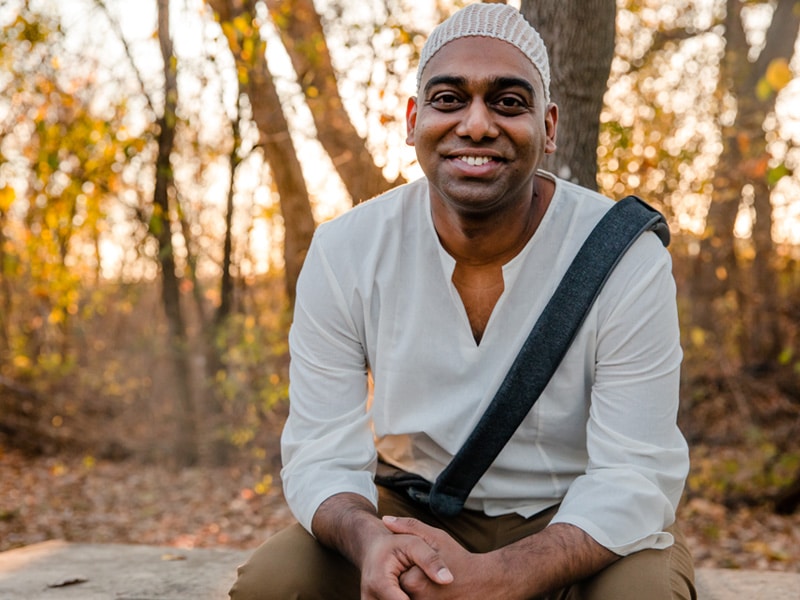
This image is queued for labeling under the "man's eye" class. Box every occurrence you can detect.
[430,93,463,109]
[495,97,528,112]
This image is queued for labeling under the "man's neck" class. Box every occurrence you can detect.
[432,175,554,268]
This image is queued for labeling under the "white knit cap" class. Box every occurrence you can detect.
[417,3,551,103]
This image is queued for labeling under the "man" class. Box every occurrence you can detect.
[230,3,695,599]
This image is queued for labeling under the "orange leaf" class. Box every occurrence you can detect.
[765,58,793,93]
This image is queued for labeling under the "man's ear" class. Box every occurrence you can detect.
[544,102,558,154]
[405,97,418,146]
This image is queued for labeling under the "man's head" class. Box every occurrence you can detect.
[416,3,550,104]
[405,4,558,218]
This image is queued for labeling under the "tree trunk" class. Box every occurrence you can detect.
[154,0,198,466]
[202,88,245,466]
[520,0,616,191]
[216,89,243,329]
[266,0,401,204]
[207,0,316,304]
[695,0,800,365]
[0,206,9,362]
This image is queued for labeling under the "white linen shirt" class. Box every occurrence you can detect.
[281,173,689,556]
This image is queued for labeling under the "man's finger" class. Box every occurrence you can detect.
[383,516,454,584]
[383,515,438,542]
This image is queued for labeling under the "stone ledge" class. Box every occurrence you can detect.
[0,540,247,599]
[694,567,800,600]
[0,540,798,599]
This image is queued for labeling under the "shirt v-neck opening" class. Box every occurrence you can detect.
[425,176,561,348]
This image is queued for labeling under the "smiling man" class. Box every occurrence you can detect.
[230,4,695,599]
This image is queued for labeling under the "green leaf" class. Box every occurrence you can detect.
[767,163,791,186]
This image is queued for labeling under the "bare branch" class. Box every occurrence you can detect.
[92,0,157,117]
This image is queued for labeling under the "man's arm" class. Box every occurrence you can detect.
[311,493,454,600]
[383,517,617,599]
[281,232,380,533]
[493,522,618,597]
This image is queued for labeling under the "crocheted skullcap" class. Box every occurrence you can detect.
[417,3,551,103]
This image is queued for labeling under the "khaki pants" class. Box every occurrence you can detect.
[230,486,696,599]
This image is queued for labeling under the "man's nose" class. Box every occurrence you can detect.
[455,101,499,141]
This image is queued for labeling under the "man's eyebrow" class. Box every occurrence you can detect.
[423,75,467,95]
[423,75,535,96]
[494,77,534,95]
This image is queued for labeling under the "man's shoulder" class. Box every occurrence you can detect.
[550,175,614,212]
[299,178,431,293]
[317,178,428,233]
[541,174,615,241]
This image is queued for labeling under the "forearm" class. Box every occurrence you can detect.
[492,522,618,599]
[311,492,389,568]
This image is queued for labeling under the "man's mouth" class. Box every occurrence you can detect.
[457,155,494,166]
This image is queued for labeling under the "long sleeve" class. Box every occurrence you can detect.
[548,231,688,555]
[281,235,378,533]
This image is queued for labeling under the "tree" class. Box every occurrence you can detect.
[0,5,142,375]
[151,0,199,466]
[694,0,800,367]
[0,3,149,452]
[207,0,429,300]
[207,0,315,304]
[266,0,402,204]
[521,0,617,190]
[595,1,799,367]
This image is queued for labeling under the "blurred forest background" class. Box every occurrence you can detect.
[1,0,799,572]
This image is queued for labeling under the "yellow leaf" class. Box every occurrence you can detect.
[48,307,65,324]
[221,21,235,42]
[13,355,31,369]
[744,541,791,562]
[690,327,706,348]
[233,14,251,37]
[237,65,249,85]
[242,37,254,62]
[0,185,15,212]
[255,474,273,495]
[765,58,793,93]
[756,77,773,101]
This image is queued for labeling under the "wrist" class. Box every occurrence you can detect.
[347,511,393,568]
[311,492,389,568]
[481,549,527,600]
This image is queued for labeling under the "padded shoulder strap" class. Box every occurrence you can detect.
[427,196,669,518]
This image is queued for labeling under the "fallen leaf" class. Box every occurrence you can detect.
[47,577,88,588]
[161,553,187,561]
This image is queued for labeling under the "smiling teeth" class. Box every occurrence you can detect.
[459,156,492,166]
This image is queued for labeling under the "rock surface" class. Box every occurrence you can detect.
[1,540,799,599]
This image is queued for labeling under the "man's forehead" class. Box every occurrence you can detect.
[419,37,543,95]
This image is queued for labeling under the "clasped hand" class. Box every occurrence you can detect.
[359,515,500,600]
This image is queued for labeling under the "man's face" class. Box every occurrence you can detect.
[406,36,557,217]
